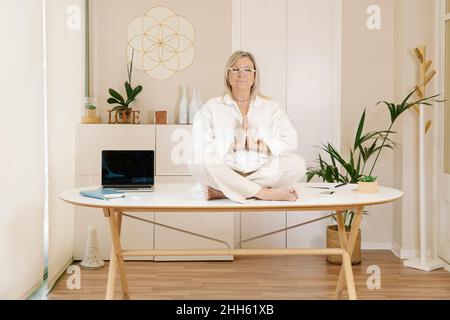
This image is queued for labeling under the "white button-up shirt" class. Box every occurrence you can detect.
[190,94,298,173]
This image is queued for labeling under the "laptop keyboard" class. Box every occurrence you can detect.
[105,187,154,192]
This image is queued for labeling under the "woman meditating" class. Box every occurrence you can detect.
[188,51,306,204]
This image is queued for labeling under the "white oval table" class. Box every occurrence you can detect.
[60,182,403,300]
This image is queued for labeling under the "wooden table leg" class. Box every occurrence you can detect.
[104,208,130,300]
[334,207,363,300]
[104,209,123,300]
[334,210,347,299]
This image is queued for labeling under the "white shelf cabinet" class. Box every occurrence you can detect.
[74,124,235,261]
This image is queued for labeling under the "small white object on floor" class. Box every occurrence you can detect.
[80,225,105,269]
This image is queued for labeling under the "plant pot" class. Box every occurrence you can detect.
[81,108,100,124]
[357,181,378,194]
[87,109,96,118]
[326,225,361,265]
[118,109,132,124]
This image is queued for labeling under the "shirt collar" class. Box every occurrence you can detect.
[222,94,264,107]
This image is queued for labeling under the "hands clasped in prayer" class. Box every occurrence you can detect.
[207,115,299,202]
[233,116,269,155]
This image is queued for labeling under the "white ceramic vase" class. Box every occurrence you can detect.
[178,85,188,124]
[188,87,201,124]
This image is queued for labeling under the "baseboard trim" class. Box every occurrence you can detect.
[388,243,434,260]
[399,249,432,260]
[390,242,401,258]
[361,242,392,250]
[47,258,74,291]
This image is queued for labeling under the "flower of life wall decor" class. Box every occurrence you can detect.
[127,6,196,81]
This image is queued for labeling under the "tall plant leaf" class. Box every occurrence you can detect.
[107,98,122,105]
[126,85,143,104]
[125,82,133,99]
[108,89,125,104]
[354,109,366,150]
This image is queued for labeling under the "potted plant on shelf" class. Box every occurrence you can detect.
[81,98,101,124]
[306,87,441,264]
[86,103,97,118]
[358,175,378,194]
[107,49,143,124]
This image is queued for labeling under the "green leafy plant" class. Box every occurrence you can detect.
[107,49,143,113]
[360,175,376,183]
[307,87,441,227]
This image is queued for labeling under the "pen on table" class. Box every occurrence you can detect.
[335,183,347,188]
[307,186,331,189]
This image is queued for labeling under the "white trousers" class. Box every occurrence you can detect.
[188,153,307,203]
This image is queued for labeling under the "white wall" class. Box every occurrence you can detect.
[286,0,342,249]
[342,0,395,248]
[0,0,45,299]
[46,0,85,286]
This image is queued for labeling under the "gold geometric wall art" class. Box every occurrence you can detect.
[127,6,196,81]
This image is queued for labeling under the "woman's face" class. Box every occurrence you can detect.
[228,57,256,93]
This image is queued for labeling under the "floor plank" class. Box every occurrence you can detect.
[48,251,450,300]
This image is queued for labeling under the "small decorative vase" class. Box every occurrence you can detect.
[188,87,199,124]
[80,225,105,269]
[357,181,379,194]
[178,85,188,124]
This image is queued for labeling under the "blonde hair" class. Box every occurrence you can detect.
[224,51,261,102]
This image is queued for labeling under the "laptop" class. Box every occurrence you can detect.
[101,150,154,192]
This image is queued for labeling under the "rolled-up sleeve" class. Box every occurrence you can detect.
[261,105,298,156]
[190,106,233,165]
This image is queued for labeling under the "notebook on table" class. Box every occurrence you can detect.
[101,150,155,192]
[80,189,125,200]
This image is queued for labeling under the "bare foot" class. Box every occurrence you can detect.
[206,187,227,200]
[255,187,298,201]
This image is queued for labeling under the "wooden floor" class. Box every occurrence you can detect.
[48,251,450,300]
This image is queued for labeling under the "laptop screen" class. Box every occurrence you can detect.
[102,150,154,188]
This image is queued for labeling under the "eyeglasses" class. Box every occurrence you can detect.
[228,67,256,74]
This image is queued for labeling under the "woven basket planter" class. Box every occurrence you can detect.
[326,225,361,265]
